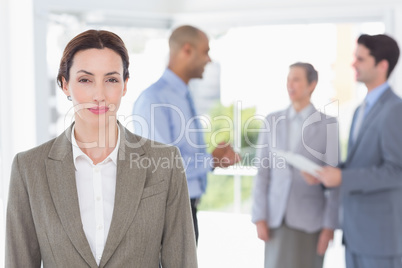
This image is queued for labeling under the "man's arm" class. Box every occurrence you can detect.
[316,117,340,256]
[322,117,340,229]
[306,103,402,193]
[251,125,271,225]
[255,220,270,241]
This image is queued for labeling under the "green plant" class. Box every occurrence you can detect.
[204,103,261,164]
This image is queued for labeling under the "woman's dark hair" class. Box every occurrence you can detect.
[57,29,130,88]
[289,62,318,84]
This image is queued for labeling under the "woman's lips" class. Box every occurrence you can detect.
[88,106,109,114]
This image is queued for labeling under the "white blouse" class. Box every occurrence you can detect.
[71,126,119,265]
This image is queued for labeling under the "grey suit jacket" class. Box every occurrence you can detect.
[252,105,340,233]
[5,123,198,267]
[341,88,402,256]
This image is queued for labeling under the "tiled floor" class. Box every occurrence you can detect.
[197,211,345,268]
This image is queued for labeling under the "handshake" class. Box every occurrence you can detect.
[211,142,241,168]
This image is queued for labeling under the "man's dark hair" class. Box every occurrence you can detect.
[357,34,400,78]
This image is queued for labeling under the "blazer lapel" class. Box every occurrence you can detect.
[46,124,98,268]
[347,88,392,162]
[296,107,319,154]
[273,109,288,151]
[100,124,147,267]
[347,109,358,156]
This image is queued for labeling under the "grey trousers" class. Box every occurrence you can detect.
[345,249,402,268]
[264,224,324,268]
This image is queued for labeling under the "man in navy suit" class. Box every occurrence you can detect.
[304,34,402,268]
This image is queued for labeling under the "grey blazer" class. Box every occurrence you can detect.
[5,123,198,268]
[341,88,402,256]
[252,105,340,233]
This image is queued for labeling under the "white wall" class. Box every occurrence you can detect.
[1,0,36,198]
[0,3,10,262]
[171,3,402,95]
[175,0,401,13]
[391,6,402,95]
[32,0,402,93]
[0,0,36,264]
[35,0,173,14]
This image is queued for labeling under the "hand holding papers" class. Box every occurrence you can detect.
[274,149,343,187]
[274,150,323,177]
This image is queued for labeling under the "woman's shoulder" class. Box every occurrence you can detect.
[265,108,287,119]
[14,138,58,165]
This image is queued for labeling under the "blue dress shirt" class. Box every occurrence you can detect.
[351,81,389,145]
[363,81,390,117]
[133,68,212,198]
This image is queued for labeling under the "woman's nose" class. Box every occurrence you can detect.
[93,84,106,102]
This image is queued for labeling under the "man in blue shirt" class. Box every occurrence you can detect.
[303,34,402,268]
[133,25,239,243]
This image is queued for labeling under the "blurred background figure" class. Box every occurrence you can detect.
[303,34,402,268]
[252,62,340,268]
[132,25,240,244]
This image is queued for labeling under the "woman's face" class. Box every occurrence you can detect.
[62,48,128,127]
[286,66,314,103]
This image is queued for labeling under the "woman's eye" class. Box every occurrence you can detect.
[79,78,90,83]
[107,78,118,83]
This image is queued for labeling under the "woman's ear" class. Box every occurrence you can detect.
[122,78,129,97]
[61,77,70,97]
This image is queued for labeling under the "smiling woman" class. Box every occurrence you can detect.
[5,30,198,268]
[60,47,128,164]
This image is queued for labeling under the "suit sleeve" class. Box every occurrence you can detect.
[5,154,41,268]
[341,102,402,194]
[160,147,198,268]
[251,120,272,224]
[322,117,340,230]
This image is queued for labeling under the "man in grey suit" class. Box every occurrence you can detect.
[252,62,340,268]
[304,34,402,268]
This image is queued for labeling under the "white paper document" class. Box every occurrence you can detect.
[273,150,322,177]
